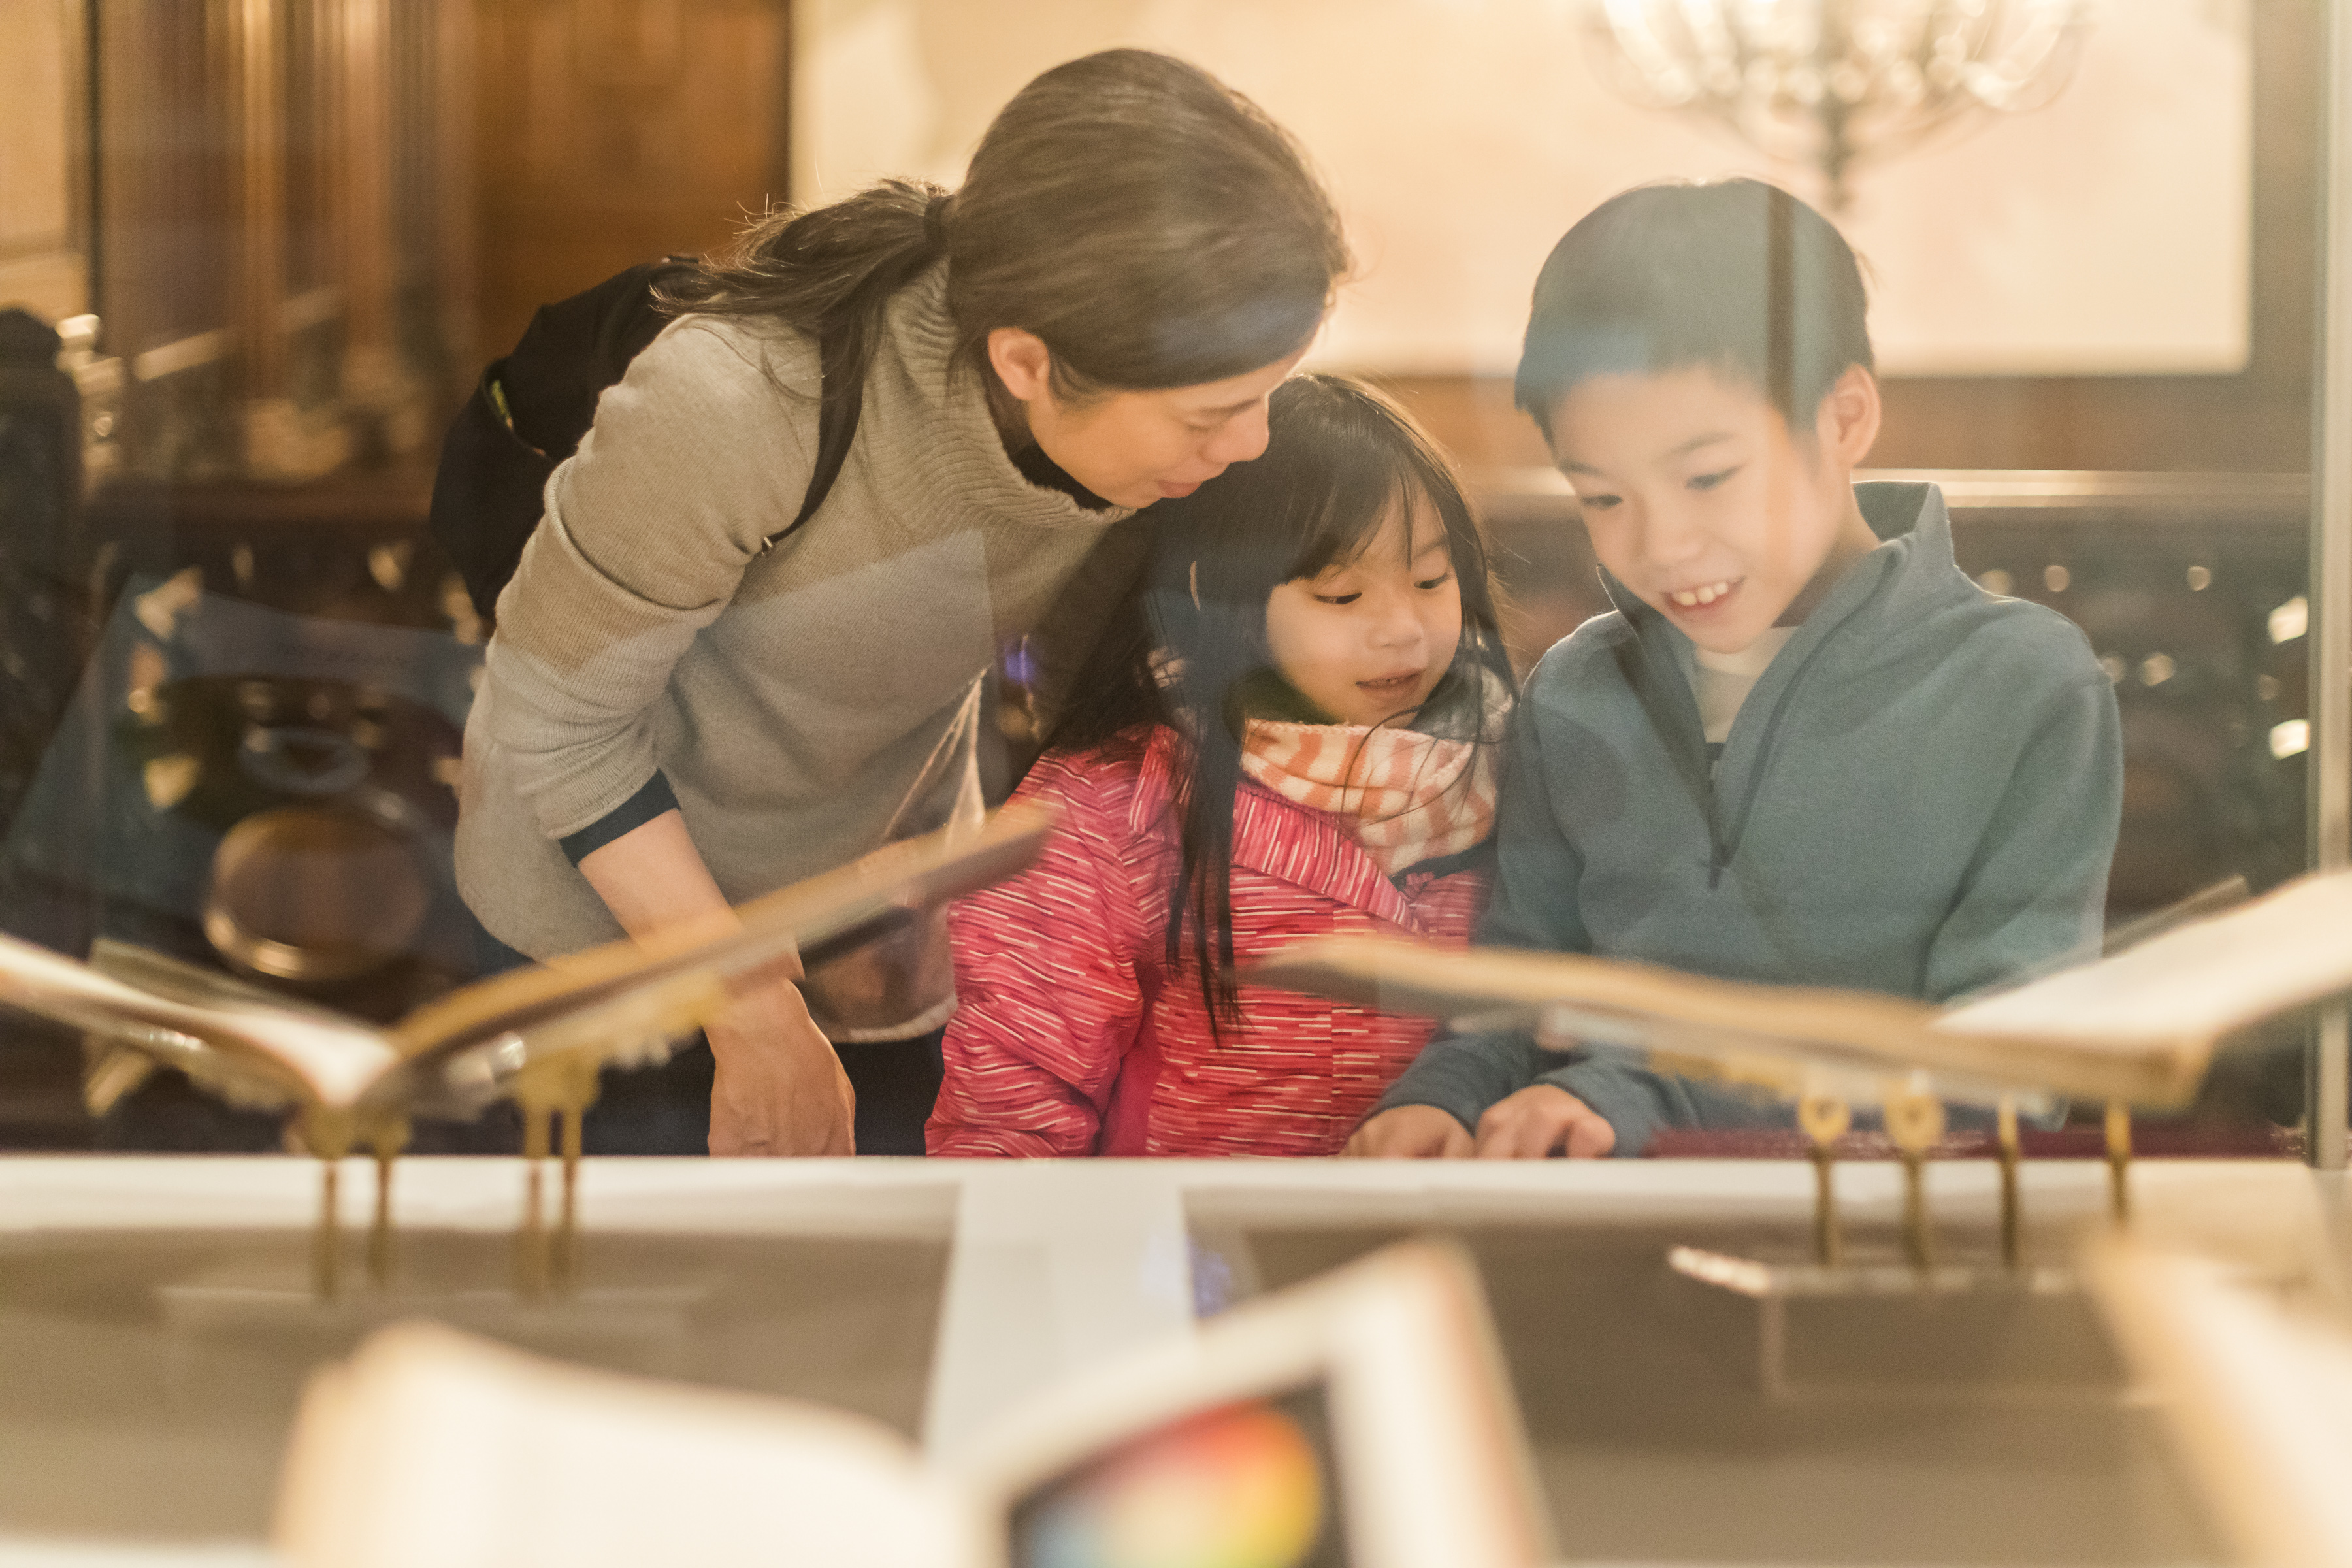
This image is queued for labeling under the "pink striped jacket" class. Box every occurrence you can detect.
[928,727,1493,1158]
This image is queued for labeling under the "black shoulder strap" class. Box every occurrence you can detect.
[767,315,863,551]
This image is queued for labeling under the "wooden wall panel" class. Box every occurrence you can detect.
[472,0,790,357]
[0,0,88,325]
[84,0,473,480]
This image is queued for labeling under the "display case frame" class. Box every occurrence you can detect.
[2308,0,2352,1169]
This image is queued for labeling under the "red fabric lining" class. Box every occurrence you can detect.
[1643,1125,2298,1160]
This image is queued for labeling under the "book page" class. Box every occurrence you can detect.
[0,929,397,1109]
[1939,870,2352,1045]
[0,805,1058,1124]
[1248,936,2209,1105]
[274,1322,968,1568]
[388,805,1058,1068]
[966,1242,1550,1568]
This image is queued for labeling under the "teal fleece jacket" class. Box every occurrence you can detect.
[1371,481,2123,1152]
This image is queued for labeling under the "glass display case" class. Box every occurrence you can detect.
[3,1,2352,1562]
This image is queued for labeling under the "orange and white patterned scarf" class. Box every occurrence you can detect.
[1239,669,1507,875]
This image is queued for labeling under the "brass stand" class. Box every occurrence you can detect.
[297,1108,358,1302]
[367,1119,409,1288]
[370,1150,393,1286]
[2104,1101,2133,1225]
[1886,1088,1947,1271]
[555,1102,584,1289]
[517,1104,551,1301]
[313,1158,341,1301]
[513,1054,605,1300]
[1997,1096,2023,1269]
[1797,1094,1852,1267]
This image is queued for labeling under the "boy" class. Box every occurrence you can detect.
[1351,179,2122,1160]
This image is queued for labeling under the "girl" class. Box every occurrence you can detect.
[459,52,1348,1156]
[928,374,1514,1157]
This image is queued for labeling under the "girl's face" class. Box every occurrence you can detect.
[989,330,1315,510]
[1263,492,1463,728]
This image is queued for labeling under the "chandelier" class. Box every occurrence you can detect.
[1587,1,2097,211]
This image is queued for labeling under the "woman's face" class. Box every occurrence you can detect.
[990,330,1313,510]
[1262,492,1463,728]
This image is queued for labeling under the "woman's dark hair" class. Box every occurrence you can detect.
[1514,178,1872,440]
[1051,372,1514,1025]
[662,50,1349,417]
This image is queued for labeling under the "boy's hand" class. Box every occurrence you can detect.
[1474,1085,1617,1159]
[1343,1105,1474,1158]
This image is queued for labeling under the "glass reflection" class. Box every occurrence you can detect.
[0,0,2322,1162]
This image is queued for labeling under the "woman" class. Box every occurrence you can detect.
[457,50,1349,1156]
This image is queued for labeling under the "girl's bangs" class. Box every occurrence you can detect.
[1283,452,1427,582]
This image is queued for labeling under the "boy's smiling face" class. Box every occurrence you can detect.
[1547,363,1882,656]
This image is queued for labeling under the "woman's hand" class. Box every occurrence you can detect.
[578,808,853,1156]
[705,964,856,1157]
[1473,1085,1616,1159]
[1343,1104,1474,1158]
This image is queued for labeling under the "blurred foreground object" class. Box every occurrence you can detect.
[0,807,1054,1296]
[1255,868,2352,1113]
[2091,1241,2352,1568]
[272,1239,1546,1568]
[1262,871,2352,1268]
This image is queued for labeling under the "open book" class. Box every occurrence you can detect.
[2089,1241,2352,1568]
[0,806,1056,1149]
[1247,868,2352,1109]
[272,1240,1552,1568]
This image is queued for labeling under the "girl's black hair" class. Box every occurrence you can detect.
[1049,372,1514,1025]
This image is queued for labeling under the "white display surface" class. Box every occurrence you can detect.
[0,1154,2334,1564]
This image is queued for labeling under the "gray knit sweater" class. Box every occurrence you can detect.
[457,265,1139,958]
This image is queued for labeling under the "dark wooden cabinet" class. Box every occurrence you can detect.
[471,0,791,358]
[89,0,476,483]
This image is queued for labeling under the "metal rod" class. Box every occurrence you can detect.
[1797,1093,1850,1267]
[312,1160,339,1302]
[517,1105,549,1301]
[1997,1095,2023,1269]
[2105,1102,2134,1226]
[1884,1086,1942,1272]
[2311,0,2352,1170]
[1809,1147,1840,1268]
[365,1120,407,1289]
[556,1102,583,1291]
[1901,1151,1933,1271]
[369,1149,394,1287]
[2323,1010,2352,1172]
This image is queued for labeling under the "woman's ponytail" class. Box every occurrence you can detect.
[660,176,951,414]
[659,51,1347,401]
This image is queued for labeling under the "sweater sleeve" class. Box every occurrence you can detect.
[1365,1026,1555,1133]
[479,319,817,841]
[1924,672,2123,1002]
[1477,674,1593,953]
[927,757,1151,1158]
[1366,678,1592,1131]
[1536,1053,1800,1154]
